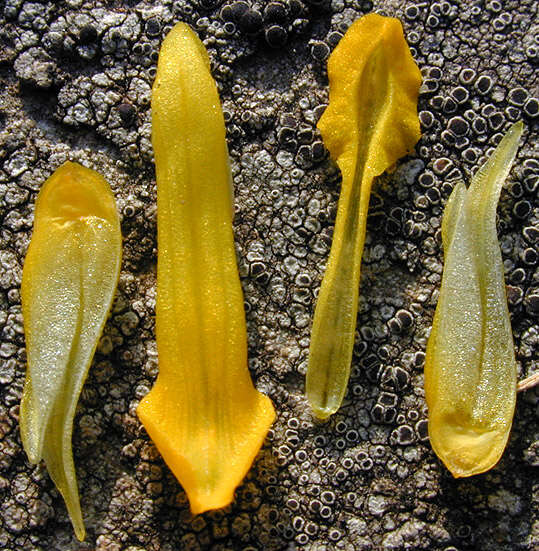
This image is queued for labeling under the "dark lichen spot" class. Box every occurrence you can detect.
[264,2,289,24]
[475,75,493,94]
[523,97,538,117]
[265,25,288,48]
[239,9,263,35]
[448,116,469,136]
[145,18,162,37]
[310,41,329,61]
[79,25,98,45]
[118,103,136,126]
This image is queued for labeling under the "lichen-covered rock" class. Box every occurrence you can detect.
[13,47,58,89]
[0,1,537,550]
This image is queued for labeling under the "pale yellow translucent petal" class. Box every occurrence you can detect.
[425,122,523,477]
[20,161,122,539]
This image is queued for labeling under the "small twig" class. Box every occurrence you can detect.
[517,372,539,392]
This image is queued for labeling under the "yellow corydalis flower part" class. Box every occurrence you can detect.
[425,121,523,478]
[136,22,275,515]
[306,14,422,419]
[20,161,122,540]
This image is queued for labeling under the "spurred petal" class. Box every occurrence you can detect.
[306,14,421,418]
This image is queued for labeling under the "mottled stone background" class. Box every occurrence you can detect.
[0,0,537,550]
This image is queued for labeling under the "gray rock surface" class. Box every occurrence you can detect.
[0,0,537,550]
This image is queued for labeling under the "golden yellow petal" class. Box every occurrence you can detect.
[306,14,422,418]
[136,23,274,514]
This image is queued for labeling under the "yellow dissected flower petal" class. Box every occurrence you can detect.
[20,161,122,540]
[425,121,523,477]
[306,14,422,419]
[136,23,275,515]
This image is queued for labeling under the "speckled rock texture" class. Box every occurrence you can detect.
[0,1,537,550]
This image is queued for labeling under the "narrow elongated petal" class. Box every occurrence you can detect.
[20,161,122,540]
[425,121,523,477]
[136,23,275,515]
[306,14,422,418]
